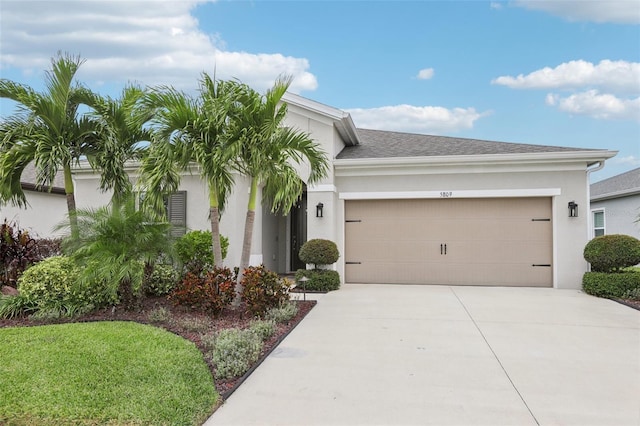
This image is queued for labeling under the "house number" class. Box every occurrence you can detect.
[440,191,453,198]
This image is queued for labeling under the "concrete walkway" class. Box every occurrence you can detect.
[205,285,640,426]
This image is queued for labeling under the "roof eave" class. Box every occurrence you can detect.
[591,188,640,201]
[335,150,618,168]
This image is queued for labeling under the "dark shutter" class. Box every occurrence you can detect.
[167,191,187,236]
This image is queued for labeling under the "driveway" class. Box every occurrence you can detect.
[205,285,640,426]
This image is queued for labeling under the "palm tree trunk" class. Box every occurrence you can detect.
[234,177,258,306]
[63,164,79,239]
[209,186,223,268]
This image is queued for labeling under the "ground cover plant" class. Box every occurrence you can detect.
[0,321,217,425]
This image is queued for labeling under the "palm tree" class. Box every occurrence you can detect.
[61,198,173,309]
[139,74,238,267]
[231,76,329,302]
[83,85,151,205]
[0,52,96,238]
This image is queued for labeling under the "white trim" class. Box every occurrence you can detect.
[339,188,561,200]
[307,184,337,193]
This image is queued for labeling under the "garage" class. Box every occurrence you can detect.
[344,197,553,287]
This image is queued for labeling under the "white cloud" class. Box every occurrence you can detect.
[612,155,640,167]
[546,90,640,120]
[416,68,435,80]
[346,105,489,134]
[0,0,317,93]
[492,60,640,93]
[490,2,504,10]
[514,0,640,24]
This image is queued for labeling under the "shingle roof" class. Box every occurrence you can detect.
[20,162,65,193]
[591,167,640,200]
[336,128,595,159]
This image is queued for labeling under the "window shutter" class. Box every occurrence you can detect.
[168,191,187,236]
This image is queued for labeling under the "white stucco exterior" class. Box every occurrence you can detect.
[0,190,67,238]
[591,195,640,238]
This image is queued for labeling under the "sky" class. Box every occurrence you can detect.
[1,0,639,182]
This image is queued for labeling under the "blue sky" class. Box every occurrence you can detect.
[1,0,639,182]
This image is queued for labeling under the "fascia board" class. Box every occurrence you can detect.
[591,189,640,201]
[334,150,618,171]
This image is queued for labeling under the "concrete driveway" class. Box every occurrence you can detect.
[205,285,640,426]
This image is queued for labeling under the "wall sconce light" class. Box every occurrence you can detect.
[568,201,578,218]
[316,202,324,218]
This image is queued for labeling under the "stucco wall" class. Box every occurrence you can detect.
[0,191,67,238]
[591,195,640,238]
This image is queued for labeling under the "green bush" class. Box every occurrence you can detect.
[248,319,276,341]
[584,234,640,273]
[265,301,299,323]
[144,263,179,296]
[582,271,640,298]
[241,265,291,317]
[170,267,235,315]
[294,269,341,292]
[18,256,113,315]
[175,230,229,274]
[212,328,263,380]
[298,239,339,268]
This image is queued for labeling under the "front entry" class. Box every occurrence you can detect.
[290,192,307,271]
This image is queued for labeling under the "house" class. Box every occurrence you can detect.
[0,163,67,238]
[17,93,617,289]
[590,167,640,239]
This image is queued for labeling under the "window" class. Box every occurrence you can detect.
[593,210,605,237]
[137,191,187,236]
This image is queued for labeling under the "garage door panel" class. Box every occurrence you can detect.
[345,198,553,287]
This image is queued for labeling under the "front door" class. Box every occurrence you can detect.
[290,192,307,271]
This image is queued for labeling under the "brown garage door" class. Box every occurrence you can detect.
[344,198,552,287]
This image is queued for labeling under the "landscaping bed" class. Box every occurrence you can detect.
[0,296,316,399]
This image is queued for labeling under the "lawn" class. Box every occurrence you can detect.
[0,321,217,425]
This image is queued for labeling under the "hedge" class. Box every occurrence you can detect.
[582,271,640,298]
[294,269,340,292]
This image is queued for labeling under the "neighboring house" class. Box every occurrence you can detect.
[590,167,640,239]
[0,163,67,238]
[47,94,618,289]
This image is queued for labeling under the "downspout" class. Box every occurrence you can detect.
[586,161,605,242]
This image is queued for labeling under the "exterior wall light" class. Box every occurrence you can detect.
[568,201,578,218]
[316,202,324,218]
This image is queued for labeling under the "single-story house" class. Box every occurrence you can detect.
[590,167,640,239]
[10,93,618,289]
[0,163,67,238]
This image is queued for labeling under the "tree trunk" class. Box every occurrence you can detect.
[63,164,79,239]
[234,177,258,307]
[210,206,223,268]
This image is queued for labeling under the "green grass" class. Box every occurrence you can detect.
[0,321,217,425]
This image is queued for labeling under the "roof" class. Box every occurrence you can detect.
[20,162,66,194]
[591,167,640,201]
[336,128,598,159]
[282,92,360,146]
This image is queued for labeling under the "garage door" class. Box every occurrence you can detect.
[344,198,552,287]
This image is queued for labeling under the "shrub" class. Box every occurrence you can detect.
[175,230,229,275]
[582,271,640,298]
[0,219,60,287]
[584,234,640,273]
[147,306,172,323]
[241,265,291,317]
[298,239,339,269]
[265,301,299,323]
[294,269,341,292]
[18,256,114,315]
[212,328,263,380]
[170,267,235,315]
[248,319,276,341]
[144,263,179,296]
[0,294,35,319]
[176,316,212,333]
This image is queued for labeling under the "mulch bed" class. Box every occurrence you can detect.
[0,296,316,399]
